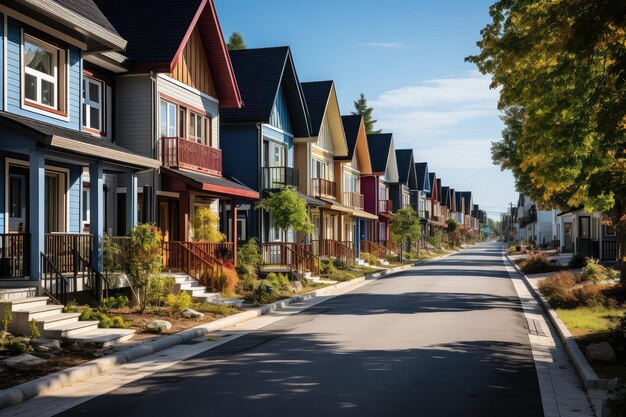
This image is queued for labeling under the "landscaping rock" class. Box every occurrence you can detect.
[32,338,61,352]
[181,308,204,319]
[2,354,48,371]
[32,351,55,360]
[291,281,303,292]
[585,342,616,363]
[146,320,172,333]
[0,331,12,339]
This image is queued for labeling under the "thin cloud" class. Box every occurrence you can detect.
[360,42,410,49]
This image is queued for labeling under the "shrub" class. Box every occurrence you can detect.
[569,253,587,269]
[360,252,381,266]
[62,300,81,313]
[219,264,239,292]
[236,276,256,294]
[386,255,400,264]
[537,271,577,308]
[1,303,12,333]
[518,253,558,275]
[99,294,130,312]
[266,273,290,291]
[320,260,337,275]
[165,292,192,315]
[4,336,33,354]
[580,259,609,283]
[80,309,130,328]
[332,258,350,271]
[235,238,262,280]
[506,245,517,255]
[191,206,226,242]
[331,270,357,282]
[29,319,40,339]
[254,280,277,303]
[147,276,175,308]
[572,285,606,307]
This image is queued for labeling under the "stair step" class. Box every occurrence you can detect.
[184,287,211,297]
[65,328,136,348]
[178,281,202,289]
[214,298,244,307]
[43,320,100,338]
[13,304,63,320]
[8,297,49,310]
[39,312,82,329]
[193,292,220,302]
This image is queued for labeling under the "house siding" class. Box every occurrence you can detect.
[115,75,154,158]
[269,84,292,134]
[221,123,259,191]
[6,17,81,129]
[0,13,4,112]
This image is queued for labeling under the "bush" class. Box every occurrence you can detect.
[29,319,40,339]
[4,336,33,354]
[266,273,290,291]
[360,252,381,266]
[572,285,606,307]
[569,253,587,269]
[518,253,558,275]
[254,280,277,303]
[332,258,350,271]
[331,270,357,282]
[579,259,617,283]
[236,276,256,294]
[165,292,192,315]
[386,255,400,264]
[218,265,239,292]
[80,309,130,328]
[235,238,262,281]
[147,276,175,307]
[99,294,130,312]
[126,224,163,311]
[191,206,226,242]
[320,260,337,275]
[538,271,577,308]
[506,245,517,255]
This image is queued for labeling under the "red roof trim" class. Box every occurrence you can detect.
[201,183,259,199]
[170,0,207,72]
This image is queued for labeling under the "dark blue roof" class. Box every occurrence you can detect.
[455,191,463,211]
[415,162,430,192]
[59,0,119,34]
[221,47,310,137]
[367,133,393,174]
[460,191,473,213]
[301,81,333,136]
[340,115,361,161]
[441,186,450,206]
[437,179,442,203]
[427,172,436,197]
[395,149,416,188]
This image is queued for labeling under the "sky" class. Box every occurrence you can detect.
[214,0,518,219]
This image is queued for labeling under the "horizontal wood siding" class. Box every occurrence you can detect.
[168,28,217,98]
[115,75,154,158]
[0,14,3,112]
[6,17,81,129]
[269,84,292,134]
[220,124,259,191]
[68,165,80,233]
[361,176,377,215]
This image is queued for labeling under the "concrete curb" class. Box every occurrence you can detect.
[504,254,612,393]
[0,262,419,410]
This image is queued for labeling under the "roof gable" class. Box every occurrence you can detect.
[221,47,310,136]
[436,179,443,203]
[441,186,451,206]
[301,81,348,156]
[427,172,437,198]
[339,115,371,174]
[395,149,417,189]
[415,162,431,192]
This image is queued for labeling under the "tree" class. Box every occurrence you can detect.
[126,224,163,311]
[191,206,226,242]
[227,32,247,50]
[390,207,421,262]
[446,219,458,233]
[467,0,626,278]
[256,188,313,241]
[352,93,381,134]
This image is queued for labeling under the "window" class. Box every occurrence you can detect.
[605,225,616,236]
[189,111,203,142]
[312,159,327,179]
[579,217,590,239]
[273,146,285,167]
[23,35,66,112]
[345,174,357,193]
[160,101,177,137]
[9,175,25,219]
[83,77,103,132]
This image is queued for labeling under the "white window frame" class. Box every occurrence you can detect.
[189,111,203,143]
[22,34,65,112]
[160,100,177,138]
[83,76,104,133]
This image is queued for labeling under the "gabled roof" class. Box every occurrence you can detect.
[455,191,463,213]
[441,186,451,206]
[366,133,398,182]
[450,188,457,211]
[415,162,431,192]
[395,149,417,189]
[94,0,241,108]
[426,172,437,198]
[300,81,348,156]
[459,191,473,214]
[339,115,372,174]
[54,0,118,34]
[472,204,480,218]
[221,47,310,137]
[436,179,442,203]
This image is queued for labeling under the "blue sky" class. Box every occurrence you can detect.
[215,0,518,219]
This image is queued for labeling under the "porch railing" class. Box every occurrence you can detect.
[41,252,68,304]
[45,234,92,275]
[378,199,393,214]
[602,241,621,262]
[361,240,387,259]
[74,249,108,300]
[192,242,235,264]
[312,239,355,265]
[0,233,29,278]
[262,166,299,189]
[162,241,222,292]
[162,136,222,175]
[343,192,364,209]
[260,242,319,276]
[380,240,400,255]
[311,178,336,199]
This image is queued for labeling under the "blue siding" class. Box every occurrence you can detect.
[68,165,80,233]
[0,14,4,112]
[261,125,294,167]
[269,84,292,134]
[6,18,81,129]
[220,124,260,191]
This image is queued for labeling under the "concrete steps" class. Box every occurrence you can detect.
[165,272,225,304]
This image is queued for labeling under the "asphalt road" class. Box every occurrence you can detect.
[57,242,543,417]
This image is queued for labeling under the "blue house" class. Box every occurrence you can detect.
[220,47,315,245]
[0,1,159,301]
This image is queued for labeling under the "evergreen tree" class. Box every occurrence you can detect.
[227,32,247,50]
[352,93,381,134]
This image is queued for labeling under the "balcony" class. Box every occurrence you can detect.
[311,178,336,199]
[378,199,393,214]
[262,166,299,189]
[343,191,364,209]
[162,137,222,175]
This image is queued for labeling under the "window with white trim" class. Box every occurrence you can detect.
[189,111,203,143]
[160,101,177,137]
[83,77,103,132]
[23,35,66,112]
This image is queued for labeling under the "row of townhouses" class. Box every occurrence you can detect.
[0,0,486,302]
[509,193,620,262]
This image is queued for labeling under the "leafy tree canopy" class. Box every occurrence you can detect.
[256,188,313,238]
[227,32,247,50]
[352,93,382,134]
[390,207,422,255]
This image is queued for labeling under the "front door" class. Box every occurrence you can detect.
[563,222,573,252]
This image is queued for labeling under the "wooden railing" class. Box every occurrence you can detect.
[311,178,336,198]
[361,240,387,259]
[41,252,68,304]
[602,241,621,261]
[192,242,235,264]
[380,240,400,255]
[378,199,393,214]
[343,192,364,209]
[162,136,222,175]
[312,239,355,265]
[0,233,29,278]
[45,234,92,275]
[74,249,108,300]
[262,166,299,189]
[260,242,319,276]
[162,241,222,292]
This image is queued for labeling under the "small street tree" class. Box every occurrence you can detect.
[191,206,226,242]
[390,207,421,262]
[227,32,247,50]
[256,188,313,242]
[352,93,382,134]
[126,224,163,311]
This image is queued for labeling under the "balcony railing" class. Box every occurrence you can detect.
[343,191,364,209]
[378,199,393,214]
[162,136,222,175]
[262,166,299,189]
[311,178,336,198]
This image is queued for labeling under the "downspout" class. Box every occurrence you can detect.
[150,71,157,224]
[256,122,263,242]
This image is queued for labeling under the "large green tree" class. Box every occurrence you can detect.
[468,0,626,277]
[352,93,382,134]
[227,32,247,50]
[390,207,421,261]
[256,188,313,241]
